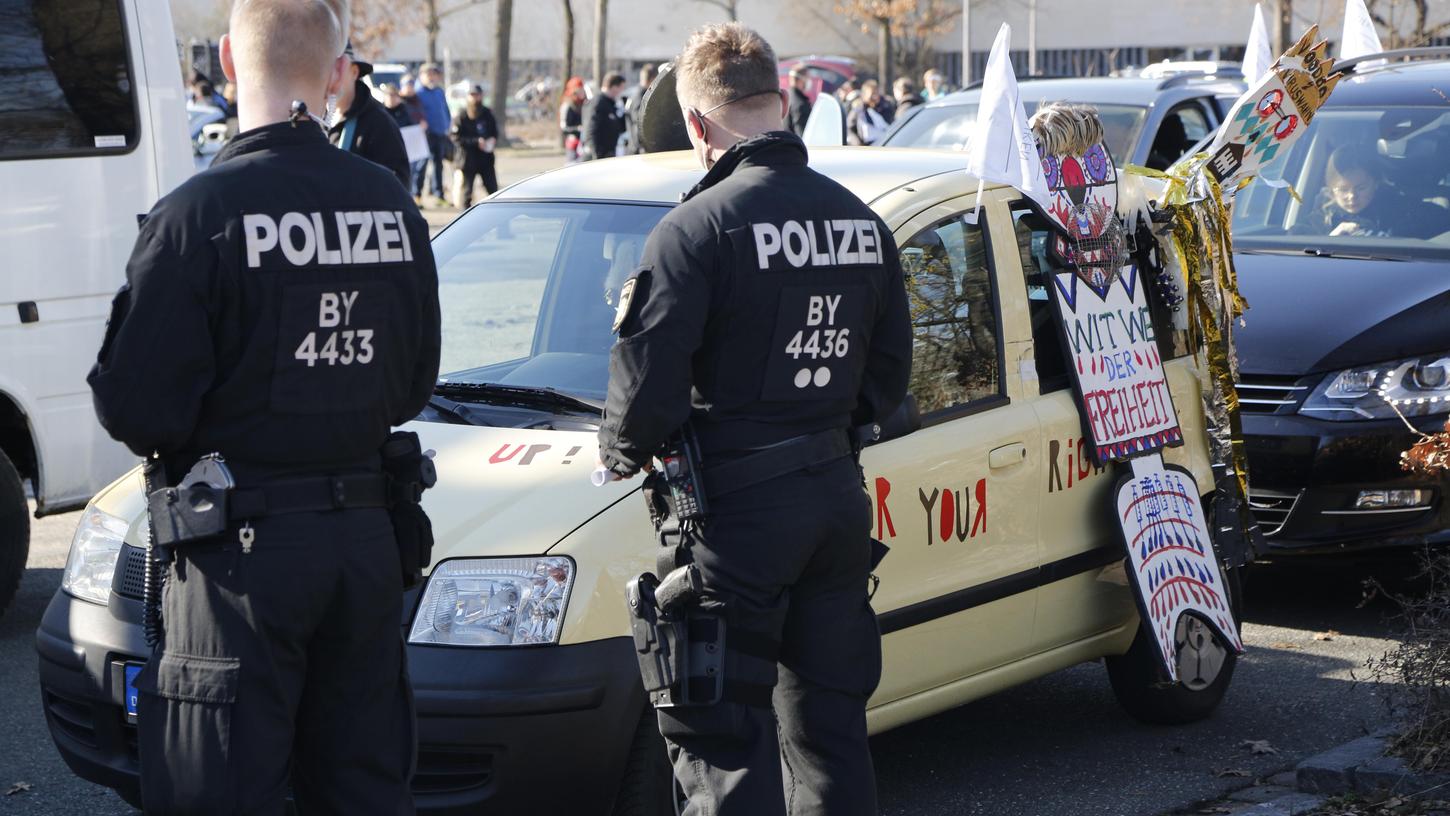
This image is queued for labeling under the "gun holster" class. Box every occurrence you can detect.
[146,455,235,549]
[626,568,723,708]
[382,431,438,590]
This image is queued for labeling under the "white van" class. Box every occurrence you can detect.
[0,0,191,613]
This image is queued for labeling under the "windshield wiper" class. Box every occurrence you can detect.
[1301,247,1409,262]
[434,382,604,415]
[426,394,492,426]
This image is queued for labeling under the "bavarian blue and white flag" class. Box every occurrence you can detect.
[964,23,1051,213]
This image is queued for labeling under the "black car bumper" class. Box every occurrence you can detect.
[1242,410,1450,554]
[37,580,646,814]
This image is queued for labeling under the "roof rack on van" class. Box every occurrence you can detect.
[1157,70,1245,89]
[962,73,1071,91]
[1338,45,1450,74]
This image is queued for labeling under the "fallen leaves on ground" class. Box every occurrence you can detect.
[1240,739,1280,755]
[1215,767,1252,778]
[5,782,31,796]
[1271,641,1304,650]
[1303,792,1450,815]
[1313,630,1341,641]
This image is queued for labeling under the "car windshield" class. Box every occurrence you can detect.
[1231,106,1450,259]
[429,201,670,400]
[885,101,1147,161]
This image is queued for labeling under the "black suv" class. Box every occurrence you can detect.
[1229,49,1450,554]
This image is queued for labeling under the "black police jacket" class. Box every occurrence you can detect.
[598,131,912,475]
[329,79,412,191]
[787,87,812,137]
[450,105,499,168]
[88,120,441,482]
[582,94,623,160]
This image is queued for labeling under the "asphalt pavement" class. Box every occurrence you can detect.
[1,506,1412,815]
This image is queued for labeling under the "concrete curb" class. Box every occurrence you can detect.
[1296,733,1450,798]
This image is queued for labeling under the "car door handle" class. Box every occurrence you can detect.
[988,443,1027,469]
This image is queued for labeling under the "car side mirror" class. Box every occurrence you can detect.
[858,393,922,447]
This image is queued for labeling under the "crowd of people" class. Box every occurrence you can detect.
[785,66,952,145]
[557,63,658,160]
[189,57,500,209]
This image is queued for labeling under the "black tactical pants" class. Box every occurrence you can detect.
[658,456,882,816]
[135,508,415,815]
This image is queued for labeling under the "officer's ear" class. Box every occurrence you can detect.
[778,89,788,121]
[326,54,348,98]
[219,34,237,84]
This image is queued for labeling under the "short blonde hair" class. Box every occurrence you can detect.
[675,23,778,111]
[230,0,347,86]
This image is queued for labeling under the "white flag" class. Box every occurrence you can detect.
[1341,0,1384,66]
[964,23,1050,212]
[1243,4,1273,83]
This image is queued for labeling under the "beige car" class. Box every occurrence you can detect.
[41,148,1239,815]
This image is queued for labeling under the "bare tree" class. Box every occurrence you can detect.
[423,0,493,64]
[560,0,576,84]
[492,0,513,141]
[350,0,425,58]
[592,0,608,86]
[693,0,740,21]
[1365,0,1450,48]
[836,0,962,87]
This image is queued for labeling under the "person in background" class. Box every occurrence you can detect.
[221,82,239,119]
[922,68,949,100]
[893,77,924,120]
[786,65,811,136]
[582,72,627,160]
[846,79,892,145]
[398,76,429,200]
[450,84,499,207]
[559,76,586,161]
[623,63,658,154]
[415,64,452,206]
[1319,145,1445,239]
[381,83,410,129]
[328,41,410,190]
[836,78,858,107]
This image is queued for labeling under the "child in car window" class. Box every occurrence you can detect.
[1320,145,1446,239]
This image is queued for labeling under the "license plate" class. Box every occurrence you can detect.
[124,663,143,721]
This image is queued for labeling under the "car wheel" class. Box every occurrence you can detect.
[1105,565,1243,725]
[0,446,29,617]
[610,707,682,816]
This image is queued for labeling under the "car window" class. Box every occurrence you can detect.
[1231,106,1450,259]
[0,0,138,158]
[1147,103,1212,170]
[900,212,1001,417]
[1010,209,1072,393]
[1011,204,1191,387]
[430,202,669,393]
[886,101,1147,165]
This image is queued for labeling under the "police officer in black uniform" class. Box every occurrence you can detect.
[599,23,911,816]
[330,40,412,190]
[87,1,439,813]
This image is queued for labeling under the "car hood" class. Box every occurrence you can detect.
[1232,250,1450,375]
[102,423,639,564]
[410,421,639,567]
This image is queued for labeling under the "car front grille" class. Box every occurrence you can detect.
[1238,375,1310,414]
[1247,487,1304,537]
[115,543,147,600]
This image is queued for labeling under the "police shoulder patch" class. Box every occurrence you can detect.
[613,270,649,334]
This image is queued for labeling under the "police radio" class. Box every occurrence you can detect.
[659,427,707,522]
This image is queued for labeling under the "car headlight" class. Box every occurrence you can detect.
[60,507,131,605]
[408,557,574,646]
[1299,353,1450,421]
